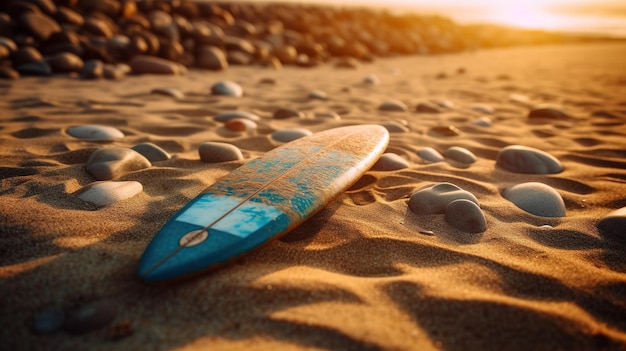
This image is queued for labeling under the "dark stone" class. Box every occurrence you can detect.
[226,50,252,65]
[195,46,227,70]
[20,11,61,42]
[0,66,19,79]
[15,60,51,76]
[273,108,304,119]
[80,59,103,79]
[11,46,42,65]
[46,52,84,73]
[83,17,114,39]
[55,6,84,26]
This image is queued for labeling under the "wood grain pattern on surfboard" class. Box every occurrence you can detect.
[137,125,389,283]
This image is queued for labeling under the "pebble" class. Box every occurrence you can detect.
[378,100,408,112]
[415,102,442,113]
[131,142,170,162]
[129,55,185,75]
[20,12,61,42]
[74,181,143,206]
[46,52,84,73]
[12,46,43,65]
[380,121,409,133]
[67,125,124,139]
[471,104,494,114]
[371,153,409,171]
[502,182,566,217]
[196,46,228,70]
[271,128,313,143]
[150,87,184,99]
[363,74,380,85]
[429,125,460,137]
[471,116,492,127]
[445,199,487,233]
[308,90,328,100]
[496,145,562,174]
[445,146,476,164]
[103,64,127,80]
[509,93,530,104]
[63,300,117,335]
[528,106,571,120]
[214,111,260,122]
[211,80,243,97]
[418,147,444,163]
[32,306,65,334]
[224,118,257,132]
[15,61,52,76]
[335,57,360,69]
[198,142,244,162]
[409,182,479,215]
[273,108,304,119]
[86,148,151,181]
[80,59,103,79]
[0,66,19,79]
[596,206,626,238]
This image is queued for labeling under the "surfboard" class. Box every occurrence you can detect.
[137,124,389,283]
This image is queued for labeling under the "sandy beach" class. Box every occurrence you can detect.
[1,40,626,350]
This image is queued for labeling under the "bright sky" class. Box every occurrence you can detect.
[253,0,626,36]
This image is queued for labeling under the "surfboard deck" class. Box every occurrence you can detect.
[137,125,389,283]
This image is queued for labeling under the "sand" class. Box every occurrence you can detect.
[1,42,626,350]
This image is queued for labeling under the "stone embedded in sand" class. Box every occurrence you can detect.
[211,80,243,97]
[378,100,408,112]
[63,300,117,335]
[528,106,571,120]
[103,64,127,80]
[380,121,409,133]
[409,182,479,215]
[0,66,19,79]
[415,102,442,113]
[129,55,185,75]
[335,57,360,69]
[271,128,313,143]
[371,153,409,171]
[596,206,626,239]
[199,142,244,163]
[496,145,562,174]
[472,116,492,127]
[15,61,52,76]
[429,125,460,137]
[67,125,124,139]
[471,104,494,114]
[131,142,170,162]
[32,306,65,334]
[150,87,184,99]
[308,90,328,100]
[20,12,61,42]
[273,108,304,119]
[363,74,380,85]
[445,199,486,233]
[74,181,143,206]
[214,111,260,122]
[86,148,151,181]
[502,182,566,217]
[418,147,444,163]
[224,118,257,132]
[445,146,476,164]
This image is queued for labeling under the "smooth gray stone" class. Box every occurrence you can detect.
[271,128,312,143]
[314,111,341,120]
[371,153,409,171]
[211,80,243,97]
[198,142,243,162]
[378,100,408,112]
[445,146,476,164]
[418,147,444,163]
[214,111,260,122]
[496,145,562,174]
[67,124,124,139]
[150,88,184,99]
[308,90,328,100]
[363,74,380,85]
[597,206,626,239]
[409,182,479,215]
[503,182,566,217]
[86,148,151,180]
[471,104,494,114]
[74,181,143,206]
[472,116,492,127]
[445,199,486,233]
[131,142,170,162]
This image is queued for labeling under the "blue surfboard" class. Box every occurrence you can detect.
[137,125,389,283]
